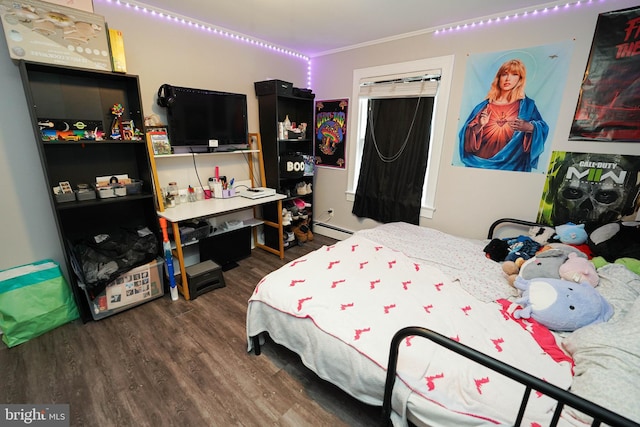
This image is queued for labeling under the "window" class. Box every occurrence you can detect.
[346,56,454,219]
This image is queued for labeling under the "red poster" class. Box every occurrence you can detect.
[570,6,640,142]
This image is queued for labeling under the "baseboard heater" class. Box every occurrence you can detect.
[313,221,354,239]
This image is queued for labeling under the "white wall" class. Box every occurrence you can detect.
[2,1,639,274]
[311,0,640,239]
[0,2,309,273]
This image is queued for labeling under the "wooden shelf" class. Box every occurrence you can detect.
[19,60,159,322]
[153,149,260,159]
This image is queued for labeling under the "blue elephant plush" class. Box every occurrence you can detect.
[513,276,613,332]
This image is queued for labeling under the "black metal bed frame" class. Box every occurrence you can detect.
[486,217,544,239]
[381,326,639,427]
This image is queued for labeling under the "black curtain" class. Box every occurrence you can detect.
[352,97,434,224]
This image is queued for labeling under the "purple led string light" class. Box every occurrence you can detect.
[97,0,312,88]
[434,0,604,35]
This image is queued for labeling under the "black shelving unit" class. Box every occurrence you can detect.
[19,61,161,322]
[255,82,315,249]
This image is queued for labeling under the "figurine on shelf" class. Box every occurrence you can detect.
[111,103,125,139]
[110,103,142,140]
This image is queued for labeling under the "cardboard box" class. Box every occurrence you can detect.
[85,257,165,320]
[0,0,111,71]
[42,0,94,12]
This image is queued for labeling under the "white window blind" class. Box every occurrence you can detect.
[359,72,440,98]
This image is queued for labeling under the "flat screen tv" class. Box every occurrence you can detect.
[165,85,249,153]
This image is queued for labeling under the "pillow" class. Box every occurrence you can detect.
[562,296,640,423]
[594,263,640,322]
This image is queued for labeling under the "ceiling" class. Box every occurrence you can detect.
[135,0,565,57]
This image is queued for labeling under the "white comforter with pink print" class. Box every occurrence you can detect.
[248,235,574,425]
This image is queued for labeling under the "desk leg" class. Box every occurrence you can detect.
[276,199,284,259]
[170,221,191,300]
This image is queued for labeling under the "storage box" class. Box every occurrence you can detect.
[254,80,293,96]
[55,192,76,203]
[292,87,315,99]
[42,0,94,12]
[170,220,211,243]
[287,130,303,140]
[84,257,164,320]
[125,179,143,195]
[96,184,126,198]
[0,0,112,71]
[108,28,127,73]
[221,189,236,198]
[75,189,96,201]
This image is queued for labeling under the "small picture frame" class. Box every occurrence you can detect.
[58,181,73,194]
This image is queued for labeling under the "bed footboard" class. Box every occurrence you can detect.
[381,326,639,427]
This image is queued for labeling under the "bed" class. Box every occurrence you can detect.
[246,220,640,426]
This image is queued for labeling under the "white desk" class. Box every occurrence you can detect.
[157,193,285,223]
[158,193,286,300]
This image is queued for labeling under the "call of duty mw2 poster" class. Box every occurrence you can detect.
[569,6,640,141]
[537,151,640,229]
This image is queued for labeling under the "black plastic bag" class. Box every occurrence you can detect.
[72,226,159,299]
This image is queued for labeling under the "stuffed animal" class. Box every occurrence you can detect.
[528,225,556,245]
[540,243,588,258]
[513,276,613,332]
[519,249,569,280]
[503,244,593,286]
[144,114,162,127]
[558,252,599,287]
[502,257,525,287]
[554,222,588,245]
[588,221,640,262]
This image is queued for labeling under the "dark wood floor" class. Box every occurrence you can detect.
[0,234,381,426]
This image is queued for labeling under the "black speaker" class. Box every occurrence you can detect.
[157,84,176,107]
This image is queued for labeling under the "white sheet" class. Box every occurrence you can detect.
[247,233,575,426]
[355,222,517,302]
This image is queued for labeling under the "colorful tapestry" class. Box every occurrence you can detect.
[315,99,348,169]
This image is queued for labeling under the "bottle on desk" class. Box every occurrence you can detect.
[167,181,179,206]
[208,178,223,198]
